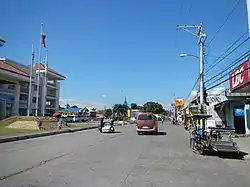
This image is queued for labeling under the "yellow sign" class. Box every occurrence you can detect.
[174,99,183,107]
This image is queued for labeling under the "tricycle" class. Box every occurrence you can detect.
[189,114,243,158]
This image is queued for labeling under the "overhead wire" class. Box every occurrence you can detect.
[206,65,250,91]
[185,76,200,101]
[205,49,250,88]
[206,0,241,47]
[205,32,249,74]
[205,47,250,85]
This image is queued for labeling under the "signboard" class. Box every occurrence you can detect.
[206,94,227,105]
[174,99,183,107]
[229,60,250,92]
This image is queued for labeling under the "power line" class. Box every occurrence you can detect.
[205,49,250,85]
[207,0,241,47]
[205,31,247,73]
[205,35,250,74]
[205,49,250,87]
[206,65,250,91]
[185,76,200,101]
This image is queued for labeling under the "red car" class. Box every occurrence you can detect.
[136,112,158,135]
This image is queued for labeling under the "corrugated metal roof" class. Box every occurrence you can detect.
[60,107,81,113]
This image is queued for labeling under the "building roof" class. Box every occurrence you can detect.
[0,58,66,80]
[33,63,66,79]
[60,107,81,113]
[0,59,29,77]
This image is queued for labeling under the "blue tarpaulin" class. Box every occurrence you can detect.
[59,107,81,113]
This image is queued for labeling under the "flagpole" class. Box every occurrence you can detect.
[27,44,35,116]
[42,49,48,116]
[35,23,44,116]
[247,0,250,36]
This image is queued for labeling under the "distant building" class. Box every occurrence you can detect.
[0,58,65,119]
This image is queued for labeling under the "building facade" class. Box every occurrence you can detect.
[0,58,65,119]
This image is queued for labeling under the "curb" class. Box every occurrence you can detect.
[0,126,98,144]
[233,134,250,138]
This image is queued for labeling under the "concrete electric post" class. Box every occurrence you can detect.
[177,24,207,128]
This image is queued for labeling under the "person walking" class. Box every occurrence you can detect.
[57,117,63,130]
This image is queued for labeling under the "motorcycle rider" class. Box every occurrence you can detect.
[99,117,105,132]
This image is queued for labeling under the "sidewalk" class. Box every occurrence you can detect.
[234,137,250,160]
[0,125,98,144]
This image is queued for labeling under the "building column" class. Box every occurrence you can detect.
[55,81,60,112]
[11,83,20,116]
[40,76,46,116]
[244,104,250,134]
[0,101,7,119]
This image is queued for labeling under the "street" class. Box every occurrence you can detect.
[0,122,249,187]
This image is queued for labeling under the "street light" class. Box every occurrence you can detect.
[180,53,205,125]
[179,53,199,59]
[0,38,6,47]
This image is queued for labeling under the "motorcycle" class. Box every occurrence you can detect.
[99,119,115,133]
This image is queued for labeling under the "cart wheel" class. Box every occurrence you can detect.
[110,127,115,132]
[198,147,205,155]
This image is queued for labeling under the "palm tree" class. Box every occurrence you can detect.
[113,104,128,118]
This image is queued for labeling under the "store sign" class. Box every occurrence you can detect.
[174,99,183,107]
[207,94,227,105]
[229,60,250,92]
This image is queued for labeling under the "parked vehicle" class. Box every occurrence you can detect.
[136,112,158,135]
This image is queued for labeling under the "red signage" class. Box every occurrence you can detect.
[229,59,250,92]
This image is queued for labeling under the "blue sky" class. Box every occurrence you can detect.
[0,0,249,108]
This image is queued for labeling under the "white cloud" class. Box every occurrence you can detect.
[59,98,109,109]
[101,94,106,98]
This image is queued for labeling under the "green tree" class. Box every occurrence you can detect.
[113,104,128,117]
[142,102,164,114]
[104,108,113,118]
[59,105,64,110]
[130,103,138,109]
[66,104,70,108]
[71,105,78,108]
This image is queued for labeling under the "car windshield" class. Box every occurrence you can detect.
[138,114,153,120]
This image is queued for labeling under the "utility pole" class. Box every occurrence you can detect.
[177,23,207,128]
[247,0,250,36]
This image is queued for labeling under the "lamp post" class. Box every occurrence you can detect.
[180,53,205,127]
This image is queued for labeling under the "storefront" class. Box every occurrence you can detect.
[225,59,250,134]
[206,91,227,127]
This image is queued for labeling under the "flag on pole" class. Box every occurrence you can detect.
[41,33,46,48]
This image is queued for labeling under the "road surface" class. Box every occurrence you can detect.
[0,121,249,187]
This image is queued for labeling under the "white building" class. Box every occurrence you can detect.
[0,58,65,119]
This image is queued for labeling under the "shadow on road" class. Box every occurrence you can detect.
[198,151,248,160]
[143,131,167,136]
[103,131,122,134]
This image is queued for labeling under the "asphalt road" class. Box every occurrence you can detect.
[0,121,249,187]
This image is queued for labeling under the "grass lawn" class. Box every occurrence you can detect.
[0,126,39,136]
[65,123,96,129]
[0,123,96,137]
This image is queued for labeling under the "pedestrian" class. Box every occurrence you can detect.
[57,117,63,130]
